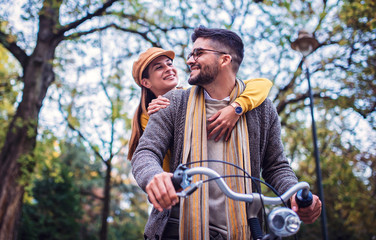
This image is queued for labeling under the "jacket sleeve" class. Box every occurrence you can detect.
[234,78,273,113]
[261,100,298,194]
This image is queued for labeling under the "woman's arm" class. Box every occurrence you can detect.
[234,78,273,113]
[207,78,273,141]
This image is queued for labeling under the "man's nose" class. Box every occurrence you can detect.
[186,56,195,66]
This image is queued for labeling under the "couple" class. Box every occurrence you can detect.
[129,26,322,240]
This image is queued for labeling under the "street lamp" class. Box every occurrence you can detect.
[291,30,329,240]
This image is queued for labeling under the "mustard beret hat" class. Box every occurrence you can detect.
[132,47,175,87]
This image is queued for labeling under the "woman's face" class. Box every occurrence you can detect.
[142,56,178,97]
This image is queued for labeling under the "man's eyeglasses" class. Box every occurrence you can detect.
[187,48,228,61]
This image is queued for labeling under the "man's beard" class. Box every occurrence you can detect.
[188,63,219,86]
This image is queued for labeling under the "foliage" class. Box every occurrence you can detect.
[19,137,148,240]
[107,165,149,240]
[18,164,82,240]
[58,140,148,240]
[327,0,376,124]
[0,44,20,148]
[292,121,376,239]
[59,140,103,239]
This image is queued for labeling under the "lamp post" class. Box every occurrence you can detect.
[291,30,329,240]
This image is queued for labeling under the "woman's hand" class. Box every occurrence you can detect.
[148,96,170,115]
[207,105,240,141]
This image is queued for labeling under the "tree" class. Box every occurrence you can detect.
[107,161,149,240]
[262,1,376,237]
[18,165,82,240]
[292,118,376,239]
[335,0,376,121]
[57,140,103,240]
[0,1,120,239]
[17,134,148,240]
[54,29,141,239]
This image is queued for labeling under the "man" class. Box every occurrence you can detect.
[131,26,321,240]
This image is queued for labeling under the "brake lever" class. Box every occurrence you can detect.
[176,180,203,198]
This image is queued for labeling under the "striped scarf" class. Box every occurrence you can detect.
[179,79,252,239]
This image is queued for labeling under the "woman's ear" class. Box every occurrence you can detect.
[141,78,152,89]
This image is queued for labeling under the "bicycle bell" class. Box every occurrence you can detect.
[268,207,301,237]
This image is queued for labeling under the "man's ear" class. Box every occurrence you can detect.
[141,78,152,89]
[220,54,232,67]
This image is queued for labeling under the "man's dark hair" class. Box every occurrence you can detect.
[191,25,244,73]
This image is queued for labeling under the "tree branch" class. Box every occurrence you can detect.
[276,92,332,114]
[273,59,304,103]
[57,93,106,164]
[0,30,29,70]
[65,23,161,47]
[57,0,120,37]
[64,24,113,40]
[112,12,192,32]
[80,188,105,201]
[276,93,308,114]
[111,24,162,47]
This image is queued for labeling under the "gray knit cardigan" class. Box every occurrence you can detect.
[131,88,298,240]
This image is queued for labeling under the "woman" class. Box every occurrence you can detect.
[128,47,272,171]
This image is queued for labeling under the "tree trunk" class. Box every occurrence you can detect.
[0,11,59,239]
[0,156,25,240]
[0,1,118,238]
[0,51,56,240]
[100,162,112,240]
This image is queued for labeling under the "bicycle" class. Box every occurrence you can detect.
[171,161,313,240]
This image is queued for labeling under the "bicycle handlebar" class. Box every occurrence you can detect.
[171,164,313,239]
[172,165,311,206]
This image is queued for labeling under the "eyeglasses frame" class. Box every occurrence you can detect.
[187,48,229,61]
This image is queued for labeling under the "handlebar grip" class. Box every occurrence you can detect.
[248,217,263,240]
[295,189,313,208]
[171,171,183,190]
[171,164,188,190]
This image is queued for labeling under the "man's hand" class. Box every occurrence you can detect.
[207,105,240,141]
[290,193,322,224]
[145,172,179,212]
[147,96,170,115]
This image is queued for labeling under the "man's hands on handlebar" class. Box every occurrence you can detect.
[145,172,179,212]
[291,193,322,224]
[146,167,322,227]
